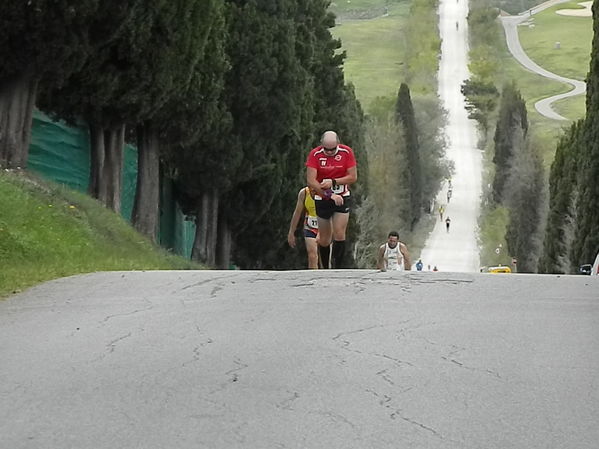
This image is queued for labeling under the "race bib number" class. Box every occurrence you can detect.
[332,183,345,194]
[307,216,319,229]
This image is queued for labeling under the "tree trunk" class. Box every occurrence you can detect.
[132,122,160,241]
[217,215,232,269]
[89,123,105,198]
[192,193,209,263]
[0,75,38,168]
[206,191,219,265]
[191,190,219,266]
[100,125,125,213]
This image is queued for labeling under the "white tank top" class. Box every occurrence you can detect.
[383,243,404,270]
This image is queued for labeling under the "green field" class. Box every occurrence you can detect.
[518,3,592,81]
[493,5,592,156]
[332,1,411,110]
[553,93,587,119]
[0,171,198,298]
[495,29,572,158]
[330,0,406,20]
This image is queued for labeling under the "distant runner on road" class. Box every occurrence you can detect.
[445,216,451,233]
[377,231,412,272]
[415,259,424,271]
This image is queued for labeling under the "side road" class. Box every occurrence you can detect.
[500,0,586,120]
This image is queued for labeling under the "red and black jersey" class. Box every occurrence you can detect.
[305,144,357,197]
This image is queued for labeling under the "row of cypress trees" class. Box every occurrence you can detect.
[0,0,366,268]
[463,0,597,273]
[538,8,599,272]
[538,3,599,272]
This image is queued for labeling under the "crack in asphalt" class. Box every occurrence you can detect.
[410,277,474,285]
[180,275,231,291]
[310,410,356,430]
[102,304,154,323]
[372,352,416,367]
[332,321,416,368]
[224,357,249,383]
[106,332,132,353]
[392,412,445,439]
[375,369,396,386]
[441,356,503,379]
[210,286,223,298]
[276,391,300,410]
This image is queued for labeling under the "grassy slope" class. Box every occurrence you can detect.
[331,1,411,111]
[518,2,592,81]
[0,171,198,298]
[499,2,591,129]
[516,2,592,124]
[494,4,591,162]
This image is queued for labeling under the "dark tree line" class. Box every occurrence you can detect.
[0,0,366,268]
[539,1,599,272]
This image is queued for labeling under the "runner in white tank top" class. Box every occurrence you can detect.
[377,231,412,271]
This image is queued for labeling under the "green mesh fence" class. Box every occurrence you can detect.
[29,110,195,259]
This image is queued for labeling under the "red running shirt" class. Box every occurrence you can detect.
[305,144,357,197]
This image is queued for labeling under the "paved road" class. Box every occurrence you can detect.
[1,270,598,448]
[500,0,586,121]
[419,0,482,272]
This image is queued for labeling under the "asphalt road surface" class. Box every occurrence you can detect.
[500,0,586,121]
[1,270,598,448]
[419,0,482,272]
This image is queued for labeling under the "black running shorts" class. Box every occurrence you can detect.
[315,196,352,220]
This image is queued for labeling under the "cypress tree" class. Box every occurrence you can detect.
[538,122,582,273]
[571,1,599,265]
[0,1,102,168]
[395,83,422,230]
[492,83,528,204]
[505,137,545,272]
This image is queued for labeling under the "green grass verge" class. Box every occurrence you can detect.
[553,92,587,120]
[330,0,406,20]
[0,171,199,298]
[518,3,592,81]
[478,205,513,268]
[332,2,411,111]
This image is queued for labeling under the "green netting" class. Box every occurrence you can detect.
[29,110,195,258]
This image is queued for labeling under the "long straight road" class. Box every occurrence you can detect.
[419,0,482,272]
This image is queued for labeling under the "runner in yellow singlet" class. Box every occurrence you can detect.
[287,187,319,269]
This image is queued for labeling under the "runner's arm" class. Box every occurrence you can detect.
[332,166,357,186]
[400,243,412,270]
[307,167,324,196]
[377,245,386,271]
[287,189,306,248]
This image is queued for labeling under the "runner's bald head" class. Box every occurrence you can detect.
[321,131,339,150]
